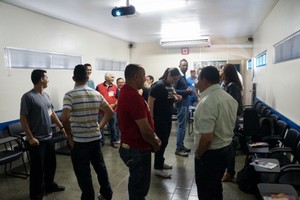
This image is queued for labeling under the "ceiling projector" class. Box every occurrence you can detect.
[111,5,136,17]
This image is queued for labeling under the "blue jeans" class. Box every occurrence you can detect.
[119,146,151,200]
[71,139,112,200]
[99,112,119,144]
[176,105,188,150]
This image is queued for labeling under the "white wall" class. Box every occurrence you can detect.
[0,2,129,122]
[131,43,252,104]
[253,0,300,125]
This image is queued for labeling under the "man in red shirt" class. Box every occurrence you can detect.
[118,64,161,200]
[96,73,119,148]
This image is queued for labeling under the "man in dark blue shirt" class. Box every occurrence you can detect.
[174,59,193,157]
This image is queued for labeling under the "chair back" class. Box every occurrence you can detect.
[257,105,267,117]
[270,114,279,122]
[7,122,25,138]
[283,129,300,151]
[275,120,289,138]
[262,109,272,117]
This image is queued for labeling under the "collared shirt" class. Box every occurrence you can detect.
[63,85,108,143]
[194,84,238,149]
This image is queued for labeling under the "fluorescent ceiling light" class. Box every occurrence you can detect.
[115,0,187,13]
[161,22,201,39]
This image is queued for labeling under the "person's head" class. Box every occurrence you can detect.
[222,64,243,90]
[179,58,188,74]
[190,69,197,79]
[73,64,88,83]
[31,69,48,88]
[197,66,220,93]
[104,73,115,84]
[116,77,125,89]
[146,75,154,85]
[124,64,145,90]
[159,67,181,85]
[84,63,92,77]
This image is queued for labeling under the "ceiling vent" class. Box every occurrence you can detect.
[160,36,211,48]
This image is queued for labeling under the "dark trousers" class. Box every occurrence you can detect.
[195,147,229,200]
[154,119,172,169]
[119,146,151,200]
[71,139,112,200]
[28,140,56,200]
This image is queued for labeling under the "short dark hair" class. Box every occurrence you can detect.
[116,77,124,83]
[84,63,91,67]
[31,69,47,85]
[199,66,220,84]
[73,64,87,82]
[146,75,154,82]
[124,64,143,80]
[179,58,188,65]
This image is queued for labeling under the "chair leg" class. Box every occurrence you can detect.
[4,156,29,179]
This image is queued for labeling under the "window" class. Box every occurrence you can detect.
[4,47,82,69]
[95,58,127,71]
[247,59,253,70]
[274,30,300,63]
[255,51,267,68]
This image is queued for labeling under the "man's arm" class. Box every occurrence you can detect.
[195,132,213,159]
[147,96,156,118]
[61,108,73,148]
[20,114,39,146]
[135,118,161,152]
[51,111,67,138]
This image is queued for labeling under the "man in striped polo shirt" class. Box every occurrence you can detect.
[62,64,114,200]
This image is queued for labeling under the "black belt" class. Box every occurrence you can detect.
[207,146,229,154]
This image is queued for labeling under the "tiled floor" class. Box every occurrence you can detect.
[0,123,256,200]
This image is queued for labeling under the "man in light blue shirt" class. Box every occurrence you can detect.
[194,66,238,200]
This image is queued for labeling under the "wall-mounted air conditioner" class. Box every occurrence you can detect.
[160,36,211,48]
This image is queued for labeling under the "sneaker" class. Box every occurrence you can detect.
[183,146,191,152]
[154,169,172,178]
[111,143,119,148]
[175,149,189,157]
[163,163,173,170]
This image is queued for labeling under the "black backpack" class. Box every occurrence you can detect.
[236,160,260,195]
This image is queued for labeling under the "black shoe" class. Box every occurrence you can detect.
[163,163,173,170]
[183,146,191,153]
[45,184,65,193]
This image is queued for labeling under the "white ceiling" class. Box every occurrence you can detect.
[2,0,279,44]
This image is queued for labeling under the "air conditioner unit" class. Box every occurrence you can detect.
[160,36,211,48]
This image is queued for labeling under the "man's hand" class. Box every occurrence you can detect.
[61,128,67,138]
[67,135,74,149]
[152,135,161,152]
[29,137,39,146]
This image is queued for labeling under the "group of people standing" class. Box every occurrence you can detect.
[20,58,243,200]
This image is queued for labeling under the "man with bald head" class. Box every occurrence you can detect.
[96,72,120,148]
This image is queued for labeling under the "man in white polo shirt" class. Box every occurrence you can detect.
[194,66,238,200]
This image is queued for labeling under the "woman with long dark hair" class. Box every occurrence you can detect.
[221,63,243,182]
[148,67,182,178]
